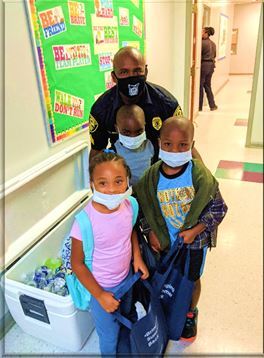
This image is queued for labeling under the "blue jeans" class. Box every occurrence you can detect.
[90,269,133,356]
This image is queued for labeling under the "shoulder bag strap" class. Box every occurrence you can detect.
[128,196,139,226]
[75,210,94,271]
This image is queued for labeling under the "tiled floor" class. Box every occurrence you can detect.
[2,75,263,357]
[216,160,263,183]
[234,118,248,126]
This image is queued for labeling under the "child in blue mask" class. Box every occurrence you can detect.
[113,104,154,185]
[70,151,149,355]
[133,116,228,341]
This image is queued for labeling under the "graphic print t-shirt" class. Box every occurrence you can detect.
[157,161,195,245]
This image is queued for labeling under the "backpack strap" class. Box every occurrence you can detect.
[74,210,94,271]
[128,196,139,227]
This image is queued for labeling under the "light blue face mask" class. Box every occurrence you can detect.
[92,184,132,210]
[118,131,146,150]
[159,148,192,168]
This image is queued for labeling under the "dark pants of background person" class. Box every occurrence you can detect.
[199,61,216,110]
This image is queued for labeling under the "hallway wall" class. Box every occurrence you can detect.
[144,1,234,114]
[144,1,191,116]
[230,3,261,74]
[246,5,263,147]
[250,41,263,145]
[144,1,175,94]
[209,4,234,94]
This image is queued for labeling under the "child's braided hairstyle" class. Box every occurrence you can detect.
[89,150,131,180]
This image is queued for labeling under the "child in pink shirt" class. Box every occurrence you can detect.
[70,151,149,355]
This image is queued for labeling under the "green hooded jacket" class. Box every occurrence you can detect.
[133,159,219,250]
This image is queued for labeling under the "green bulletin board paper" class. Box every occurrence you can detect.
[26,0,145,144]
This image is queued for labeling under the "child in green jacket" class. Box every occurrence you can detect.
[133,116,227,340]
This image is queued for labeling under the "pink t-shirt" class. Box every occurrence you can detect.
[70,199,133,287]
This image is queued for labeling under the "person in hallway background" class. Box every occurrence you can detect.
[89,46,187,163]
[199,27,218,112]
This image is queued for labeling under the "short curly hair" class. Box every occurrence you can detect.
[204,27,215,36]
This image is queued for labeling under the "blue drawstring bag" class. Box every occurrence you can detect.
[114,272,168,357]
[151,237,194,341]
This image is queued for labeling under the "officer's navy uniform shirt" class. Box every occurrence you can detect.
[89,82,182,160]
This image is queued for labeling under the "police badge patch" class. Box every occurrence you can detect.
[174,105,183,117]
[89,114,98,133]
[152,117,162,131]
[152,116,162,131]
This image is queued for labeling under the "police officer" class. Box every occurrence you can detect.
[199,27,218,111]
[89,46,186,162]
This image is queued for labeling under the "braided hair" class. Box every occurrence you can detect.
[89,150,131,180]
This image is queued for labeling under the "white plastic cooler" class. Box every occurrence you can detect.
[3,141,94,351]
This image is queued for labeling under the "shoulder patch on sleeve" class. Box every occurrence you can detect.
[173,105,183,117]
[89,114,99,133]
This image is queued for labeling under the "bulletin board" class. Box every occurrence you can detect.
[26,0,145,144]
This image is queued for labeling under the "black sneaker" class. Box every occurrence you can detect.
[180,307,198,341]
[210,105,218,111]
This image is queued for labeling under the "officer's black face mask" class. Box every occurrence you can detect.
[113,73,146,98]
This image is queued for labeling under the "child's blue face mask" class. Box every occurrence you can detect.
[159,148,192,168]
[118,131,146,150]
[92,182,132,210]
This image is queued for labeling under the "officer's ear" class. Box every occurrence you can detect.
[145,65,148,77]
[111,71,118,84]
[158,137,161,148]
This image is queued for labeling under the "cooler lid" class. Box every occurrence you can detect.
[1,140,91,270]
